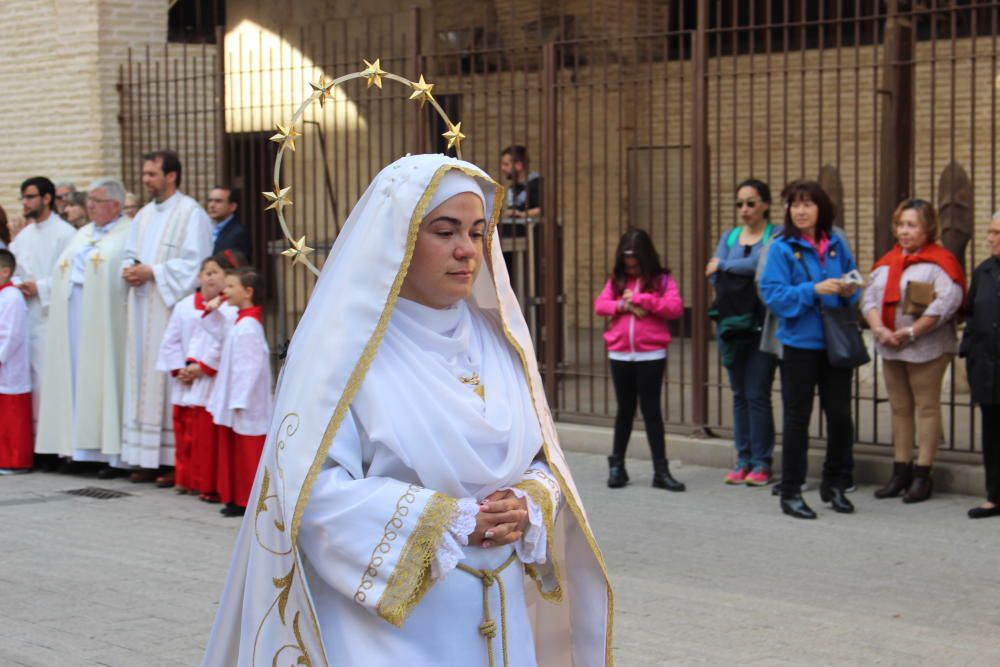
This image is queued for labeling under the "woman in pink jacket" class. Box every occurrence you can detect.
[594,228,686,491]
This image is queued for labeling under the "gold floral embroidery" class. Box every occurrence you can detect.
[252,561,312,667]
[354,484,421,605]
[376,492,458,627]
[254,467,293,556]
[514,479,563,603]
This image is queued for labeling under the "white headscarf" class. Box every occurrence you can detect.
[201,154,614,667]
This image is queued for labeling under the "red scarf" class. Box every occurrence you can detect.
[0,282,13,291]
[872,242,965,330]
[236,305,263,324]
[194,291,205,310]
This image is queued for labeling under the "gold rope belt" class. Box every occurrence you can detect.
[456,551,519,667]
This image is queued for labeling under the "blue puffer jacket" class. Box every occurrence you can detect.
[758,232,860,350]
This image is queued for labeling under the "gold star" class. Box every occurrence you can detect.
[361,58,387,89]
[90,252,104,270]
[409,75,435,109]
[309,75,336,108]
[281,236,315,266]
[442,121,466,151]
[269,124,302,152]
[262,185,293,214]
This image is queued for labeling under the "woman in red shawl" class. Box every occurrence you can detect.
[861,199,965,503]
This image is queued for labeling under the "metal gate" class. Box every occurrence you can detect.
[119,1,999,456]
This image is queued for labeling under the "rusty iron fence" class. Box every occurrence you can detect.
[119,1,1000,457]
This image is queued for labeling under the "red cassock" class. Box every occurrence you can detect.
[215,426,265,507]
[171,405,195,490]
[0,392,34,469]
[189,406,219,494]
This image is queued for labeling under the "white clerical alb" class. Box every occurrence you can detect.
[120,190,212,469]
[202,155,612,667]
[36,217,131,461]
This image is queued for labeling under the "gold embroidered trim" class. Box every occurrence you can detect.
[492,291,616,664]
[376,492,458,628]
[514,479,563,603]
[355,484,421,605]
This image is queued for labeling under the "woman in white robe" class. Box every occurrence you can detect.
[202,154,613,667]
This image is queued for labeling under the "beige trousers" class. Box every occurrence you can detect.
[881,354,953,466]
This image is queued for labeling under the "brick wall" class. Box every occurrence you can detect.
[0,0,166,220]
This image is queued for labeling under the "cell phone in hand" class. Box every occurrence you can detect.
[842,269,865,286]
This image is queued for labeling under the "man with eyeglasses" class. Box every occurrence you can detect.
[36,179,132,477]
[8,176,75,446]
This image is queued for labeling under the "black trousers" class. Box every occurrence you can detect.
[779,346,855,496]
[610,358,666,460]
[979,404,1000,504]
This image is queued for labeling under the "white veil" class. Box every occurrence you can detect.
[201,153,614,666]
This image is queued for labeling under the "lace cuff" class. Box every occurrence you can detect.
[430,496,478,580]
[508,486,547,564]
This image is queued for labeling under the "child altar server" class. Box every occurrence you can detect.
[203,266,272,517]
[0,249,33,473]
[156,251,242,493]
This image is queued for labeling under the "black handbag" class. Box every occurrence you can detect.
[795,251,870,369]
[820,304,870,369]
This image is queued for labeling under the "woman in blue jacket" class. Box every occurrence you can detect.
[759,180,860,519]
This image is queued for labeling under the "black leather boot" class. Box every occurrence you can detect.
[903,465,934,503]
[607,456,629,488]
[820,483,855,513]
[780,494,817,519]
[874,461,913,499]
[652,459,686,492]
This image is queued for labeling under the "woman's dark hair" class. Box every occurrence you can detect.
[780,180,836,240]
[0,203,9,245]
[202,249,247,271]
[611,228,668,295]
[736,178,772,219]
[228,266,263,305]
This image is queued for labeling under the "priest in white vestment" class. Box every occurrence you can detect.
[9,177,76,429]
[202,155,613,667]
[119,151,212,478]
[36,179,131,468]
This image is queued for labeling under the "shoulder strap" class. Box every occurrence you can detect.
[726,226,741,250]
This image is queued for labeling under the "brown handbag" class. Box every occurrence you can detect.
[903,280,936,316]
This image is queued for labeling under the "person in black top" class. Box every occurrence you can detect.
[500,145,542,219]
[206,186,253,262]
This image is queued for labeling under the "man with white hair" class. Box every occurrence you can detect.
[35,178,132,474]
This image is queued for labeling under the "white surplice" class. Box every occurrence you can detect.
[0,284,31,394]
[35,218,131,460]
[8,212,75,421]
[203,309,272,436]
[120,191,212,468]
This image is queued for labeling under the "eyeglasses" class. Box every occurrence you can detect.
[18,194,41,202]
[735,199,758,208]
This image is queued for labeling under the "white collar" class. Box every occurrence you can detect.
[154,190,181,212]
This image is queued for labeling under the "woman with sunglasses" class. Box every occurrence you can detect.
[707,179,778,487]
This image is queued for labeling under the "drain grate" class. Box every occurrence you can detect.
[63,487,133,500]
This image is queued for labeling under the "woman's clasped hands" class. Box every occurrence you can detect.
[469,489,530,549]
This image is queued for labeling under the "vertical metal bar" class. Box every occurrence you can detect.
[215,26,228,182]
[542,42,559,409]
[410,8,423,154]
[690,0,710,432]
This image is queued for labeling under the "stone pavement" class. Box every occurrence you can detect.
[1,453,998,667]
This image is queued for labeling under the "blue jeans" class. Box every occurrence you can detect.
[725,335,777,468]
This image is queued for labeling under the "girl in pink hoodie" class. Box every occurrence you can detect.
[594,229,686,491]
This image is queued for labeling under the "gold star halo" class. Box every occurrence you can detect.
[361,58,387,89]
[281,236,315,266]
[271,62,470,277]
[262,185,293,214]
[442,121,466,151]
[409,75,435,109]
[269,124,302,152]
[309,75,336,108]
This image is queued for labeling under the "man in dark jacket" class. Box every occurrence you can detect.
[207,186,252,262]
